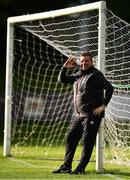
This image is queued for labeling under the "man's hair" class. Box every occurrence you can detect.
[80,52,93,59]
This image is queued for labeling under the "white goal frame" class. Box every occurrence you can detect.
[4,1,106,172]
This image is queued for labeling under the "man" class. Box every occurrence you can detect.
[52,52,113,174]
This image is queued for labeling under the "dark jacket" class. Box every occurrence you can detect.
[58,66,113,116]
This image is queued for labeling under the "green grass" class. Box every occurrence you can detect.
[0,146,130,179]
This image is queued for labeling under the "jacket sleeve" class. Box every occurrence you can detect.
[58,67,76,84]
[98,73,114,106]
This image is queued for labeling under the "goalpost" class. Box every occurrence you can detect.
[4,0,130,171]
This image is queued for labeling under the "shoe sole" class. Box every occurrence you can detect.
[52,170,71,174]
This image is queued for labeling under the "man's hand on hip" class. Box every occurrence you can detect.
[93,105,106,116]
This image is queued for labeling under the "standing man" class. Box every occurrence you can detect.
[52,52,113,174]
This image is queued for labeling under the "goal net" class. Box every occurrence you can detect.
[105,9,130,165]
[4,1,130,166]
[5,2,102,160]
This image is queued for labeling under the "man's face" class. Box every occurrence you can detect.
[80,55,93,70]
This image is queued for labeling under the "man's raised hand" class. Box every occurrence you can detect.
[63,57,77,68]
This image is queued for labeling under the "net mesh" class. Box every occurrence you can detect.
[104,9,130,165]
[12,10,99,158]
[10,8,130,164]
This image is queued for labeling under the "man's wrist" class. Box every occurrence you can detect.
[61,66,67,70]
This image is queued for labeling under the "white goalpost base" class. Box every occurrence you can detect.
[4,0,130,171]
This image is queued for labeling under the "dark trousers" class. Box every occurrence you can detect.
[63,114,102,169]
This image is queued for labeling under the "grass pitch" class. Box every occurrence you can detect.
[0,146,130,179]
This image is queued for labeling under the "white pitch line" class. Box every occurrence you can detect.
[8,157,126,180]
[8,157,54,169]
[102,173,124,180]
